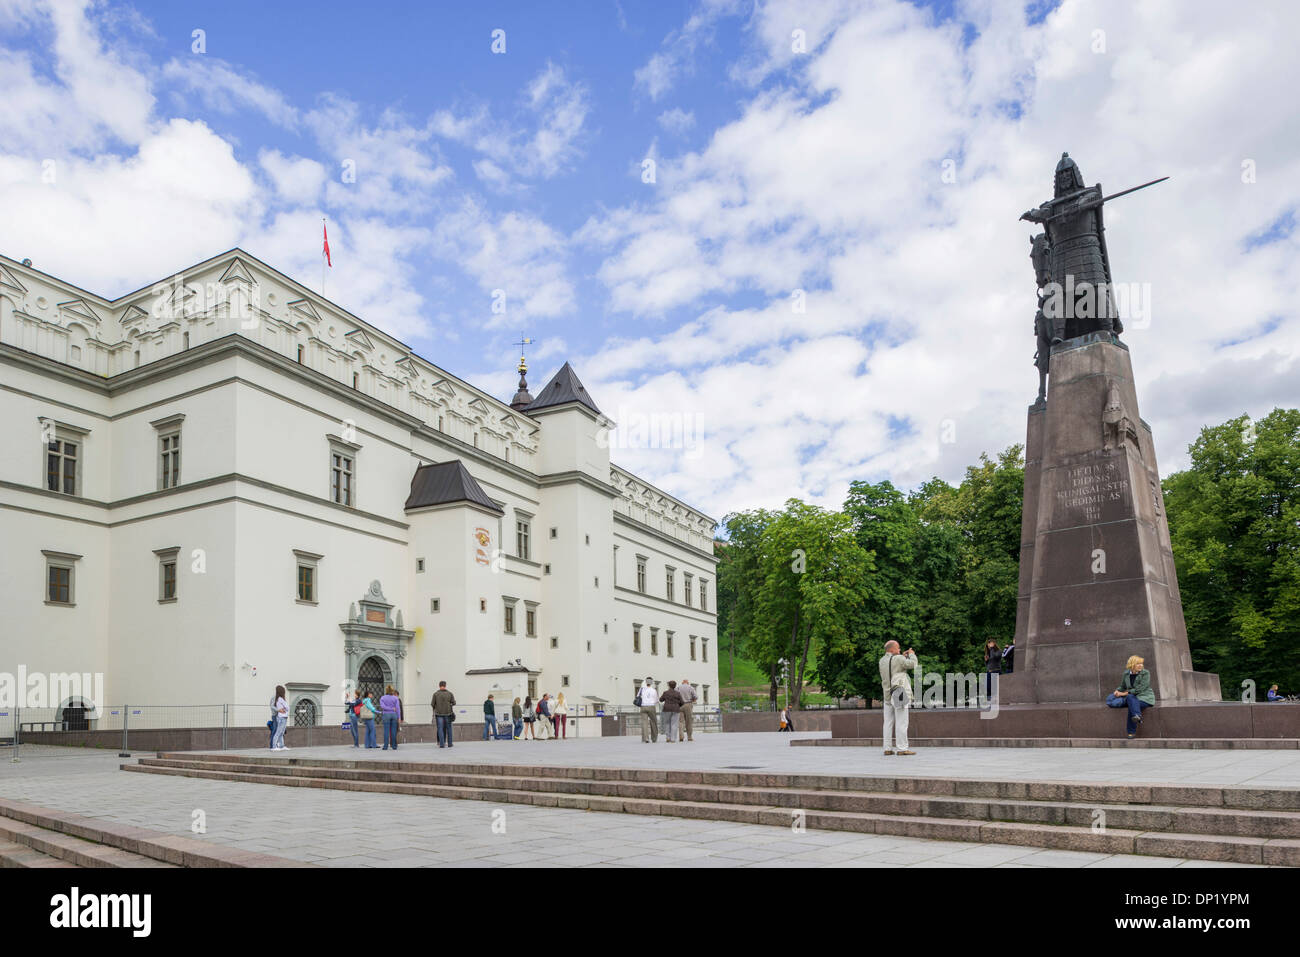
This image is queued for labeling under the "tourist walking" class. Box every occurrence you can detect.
[432,681,456,748]
[678,679,696,741]
[483,694,497,740]
[553,692,569,739]
[346,689,362,747]
[1106,655,1155,738]
[637,678,659,743]
[779,706,791,732]
[512,697,524,738]
[983,638,1002,699]
[270,685,289,751]
[379,684,402,750]
[879,641,917,755]
[522,694,536,739]
[535,694,553,739]
[660,681,683,743]
[361,689,380,748]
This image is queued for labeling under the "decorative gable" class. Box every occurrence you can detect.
[344,327,375,350]
[0,264,27,294]
[56,298,104,325]
[219,258,256,285]
[289,297,324,324]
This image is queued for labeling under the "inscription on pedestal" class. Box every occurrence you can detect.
[1054,459,1128,524]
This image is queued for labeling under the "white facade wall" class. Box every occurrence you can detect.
[0,251,718,727]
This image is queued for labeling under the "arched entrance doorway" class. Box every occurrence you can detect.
[357,656,390,697]
[59,698,91,731]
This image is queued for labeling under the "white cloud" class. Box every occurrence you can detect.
[162,57,300,129]
[582,0,1300,520]
[657,108,696,135]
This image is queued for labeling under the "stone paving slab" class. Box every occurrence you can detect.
[0,737,1277,868]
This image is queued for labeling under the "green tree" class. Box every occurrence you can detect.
[750,500,876,709]
[1165,408,1300,697]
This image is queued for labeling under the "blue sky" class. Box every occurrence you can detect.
[2,0,1298,519]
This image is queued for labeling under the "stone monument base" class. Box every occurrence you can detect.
[828,701,1299,745]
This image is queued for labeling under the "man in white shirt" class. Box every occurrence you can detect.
[638,677,660,743]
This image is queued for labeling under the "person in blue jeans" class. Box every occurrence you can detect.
[1106,655,1155,738]
[346,689,362,747]
[483,694,497,739]
[431,681,456,748]
[270,685,289,751]
[361,691,380,748]
[379,684,402,750]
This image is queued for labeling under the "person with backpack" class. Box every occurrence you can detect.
[346,689,362,747]
[522,695,536,740]
[270,685,289,751]
[637,678,659,743]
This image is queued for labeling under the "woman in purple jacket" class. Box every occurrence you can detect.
[379,684,403,751]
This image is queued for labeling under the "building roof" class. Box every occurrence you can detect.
[524,361,601,415]
[405,460,503,514]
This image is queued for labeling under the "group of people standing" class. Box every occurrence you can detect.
[343,685,404,750]
[511,692,570,739]
[635,677,698,743]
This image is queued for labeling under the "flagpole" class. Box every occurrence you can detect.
[322,217,327,297]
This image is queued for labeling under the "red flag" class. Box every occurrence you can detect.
[323,220,332,268]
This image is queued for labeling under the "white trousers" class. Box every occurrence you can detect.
[882,699,910,750]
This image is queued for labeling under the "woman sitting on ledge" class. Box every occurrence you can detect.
[1106,655,1155,738]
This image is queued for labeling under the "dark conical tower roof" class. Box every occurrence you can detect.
[524,361,601,415]
[510,353,534,411]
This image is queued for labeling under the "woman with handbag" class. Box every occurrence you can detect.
[522,695,535,740]
[361,689,380,748]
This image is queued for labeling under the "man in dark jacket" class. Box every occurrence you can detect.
[660,681,684,744]
[482,694,496,740]
[431,681,456,748]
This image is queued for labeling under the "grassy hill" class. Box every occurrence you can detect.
[717,633,834,709]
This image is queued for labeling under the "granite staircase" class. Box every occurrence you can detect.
[125,753,1300,866]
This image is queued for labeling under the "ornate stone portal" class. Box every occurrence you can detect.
[339,580,414,694]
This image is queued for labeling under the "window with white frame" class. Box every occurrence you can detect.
[294,549,322,604]
[690,635,697,660]
[43,550,80,606]
[666,630,674,658]
[155,546,179,603]
[665,566,675,601]
[151,413,185,491]
[516,513,532,560]
[684,573,693,606]
[633,624,642,654]
[525,601,538,637]
[503,597,518,635]
[700,579,708,611]
[650,627,659,656]
[636,556,647,593]
[702,637,709,662]
[42,419,87,497]
[328,436,359,507]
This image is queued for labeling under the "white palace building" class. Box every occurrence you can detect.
[0,249,719,728]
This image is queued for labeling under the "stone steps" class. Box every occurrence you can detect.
[124,754,1299,865]
[795,736,1300,749]
[0,817,173,868]
[0,839,80,868]
[0,796,314,868]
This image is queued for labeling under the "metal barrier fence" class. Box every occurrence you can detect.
[1,701,634,759]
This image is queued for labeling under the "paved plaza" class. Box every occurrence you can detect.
[2,732,1291,867]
